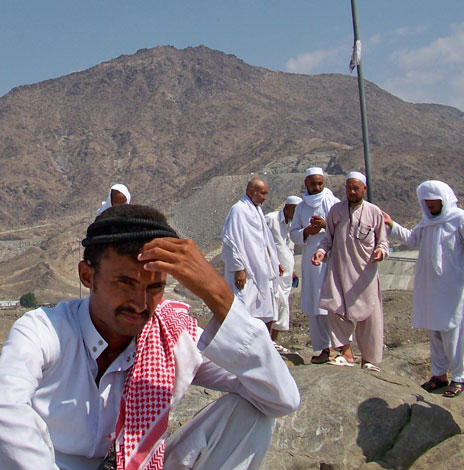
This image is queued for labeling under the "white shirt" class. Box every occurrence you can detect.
[390,221,464,330]
[289,191,339,316]
[265,210,295,274]
[0,297,299,470]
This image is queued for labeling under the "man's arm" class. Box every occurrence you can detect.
[140,238,300,417]
[315,206,336,254]
[192,298,300,417]
[382,210,420,248]
[371,209,389,262]
[289,206,322,245]
[0,314,60,470]
[289,206,308,246]
[139,237,234,324]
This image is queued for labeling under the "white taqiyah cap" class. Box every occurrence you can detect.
[346,171,366,185]
[305,167,324,177]
[285,196,303,205]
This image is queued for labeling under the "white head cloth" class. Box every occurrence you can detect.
[305,167,324,178]
[285,196,303,205]
[346,171,366,185]
[416,180,464,275]
[96,183,131,216]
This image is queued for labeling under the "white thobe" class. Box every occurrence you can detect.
[289,190,339,351]
[265,210,295,331]
[0,297,299,470]
[389,187,464,382]
[222,195,280,322]
[390,221,464,331]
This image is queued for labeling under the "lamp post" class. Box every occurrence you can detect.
[350,0,373,202]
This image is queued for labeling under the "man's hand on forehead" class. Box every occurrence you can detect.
[138,238,233,323]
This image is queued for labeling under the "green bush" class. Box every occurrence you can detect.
[19,292,38,308]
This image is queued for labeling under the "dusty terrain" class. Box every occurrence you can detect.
[0,289,425,365]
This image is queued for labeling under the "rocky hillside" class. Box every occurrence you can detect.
[1,45,463,228]
[1,45,464,300]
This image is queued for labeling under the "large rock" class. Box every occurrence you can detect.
[169,342,463,470]
[410,434,464,469]
[263,362,462,470]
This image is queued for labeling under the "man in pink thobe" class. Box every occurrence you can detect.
[312,172,389,370]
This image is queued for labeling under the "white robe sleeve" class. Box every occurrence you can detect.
[389,221,421,248]
[0,314,60,470]
[289,206,308,246]
[192,298,300,417]
[221,242,245,272]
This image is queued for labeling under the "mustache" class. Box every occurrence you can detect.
[115,306,150,318]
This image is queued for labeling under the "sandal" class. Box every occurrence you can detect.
[442,381,464,398]
[273,341,291,354]
[421,377,449,392]
[329,355,355,367]
[362,362,380,372]
[311,348,331,364]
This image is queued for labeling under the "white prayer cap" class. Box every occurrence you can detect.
[285,196,302,205]
[346,171,366,185]
[305,167,324,177]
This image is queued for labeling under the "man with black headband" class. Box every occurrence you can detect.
[0,204,299,470]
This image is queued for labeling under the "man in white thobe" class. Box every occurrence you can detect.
[289,168,339,363]
[265,195,302,349]
[383,180,464,398]
[0,204,299,470]
[222,178,281,328]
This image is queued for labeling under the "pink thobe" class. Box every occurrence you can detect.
[317,200,389,362]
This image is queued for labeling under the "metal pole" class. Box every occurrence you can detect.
[350,0,373,202]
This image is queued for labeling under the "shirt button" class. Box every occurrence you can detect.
[127,357,131,362]
[92,346,97,352]
[98,340,103,345]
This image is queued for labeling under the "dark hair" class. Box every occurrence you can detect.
[82,204,178,270]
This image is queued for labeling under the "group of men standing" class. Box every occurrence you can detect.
[221,169,464,398]
[0,168,463,470]
[221,168,388,370]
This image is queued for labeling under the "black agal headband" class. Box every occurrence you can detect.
[82,217,179,247]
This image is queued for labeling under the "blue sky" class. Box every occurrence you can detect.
[2,0,464,110]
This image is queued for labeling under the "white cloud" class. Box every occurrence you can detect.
[366,24,428,50]
[383,23,464,110]
[383,69,444,104]
[393,25,427,37]
[369,34,383,46]
[285,45,347,74]
[449,75,464,110]
[392,24,464,68]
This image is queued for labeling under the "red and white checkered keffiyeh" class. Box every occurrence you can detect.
[113,299,197,470]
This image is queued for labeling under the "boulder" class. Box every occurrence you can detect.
[169,342,464,470]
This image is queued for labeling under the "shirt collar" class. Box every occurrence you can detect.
[278,209,286,224]
[77,297,136,363]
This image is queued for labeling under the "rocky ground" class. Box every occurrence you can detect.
[189,288,426,366]
[2,289,459,470]
[0,289,423,365]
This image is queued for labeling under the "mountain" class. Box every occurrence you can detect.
[0,45,463,301]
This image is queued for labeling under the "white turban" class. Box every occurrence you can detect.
[346,171,366,185]
[96,183,131,216]
[305,167,324,177]
[285,196,303,205]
